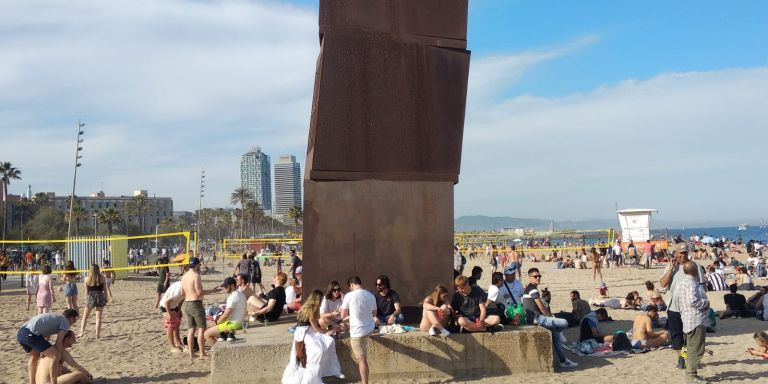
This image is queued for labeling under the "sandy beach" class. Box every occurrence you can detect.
[2,252,768,384]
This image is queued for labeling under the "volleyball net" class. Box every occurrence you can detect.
[0,231,191,278]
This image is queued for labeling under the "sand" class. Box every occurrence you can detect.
[2,253,768,384]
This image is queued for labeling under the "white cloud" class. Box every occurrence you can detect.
[458,65,768,223]
[0,0,318,208]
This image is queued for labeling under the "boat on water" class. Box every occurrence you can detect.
[738,223,748,231]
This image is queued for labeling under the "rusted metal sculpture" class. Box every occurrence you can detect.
[303,0,470,319]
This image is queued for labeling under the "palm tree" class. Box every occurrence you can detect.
[288,206,303,234]
[243,201,263,237]
[68,206,88,235]
[97,208,121,235]
[0,162,22,248]
[32,192,50,209]
[230,187,254,238]
[128,195,154,234]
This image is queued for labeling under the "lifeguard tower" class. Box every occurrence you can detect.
[617,208,668,250]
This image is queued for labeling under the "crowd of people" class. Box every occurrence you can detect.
[12,235,768,384]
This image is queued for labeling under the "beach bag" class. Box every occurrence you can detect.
[612,331,632,352]
[708,308,717,330]
[504,304,526,325]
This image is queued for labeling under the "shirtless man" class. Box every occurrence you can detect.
[181,257,220,362]
[235,273,254,300]
[509,246,522,279]
[35,331,92,384]
[631,304,669,349]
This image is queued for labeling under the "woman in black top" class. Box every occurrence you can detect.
[80,263,107,338]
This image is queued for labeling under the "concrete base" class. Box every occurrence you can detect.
[211,324,553,383]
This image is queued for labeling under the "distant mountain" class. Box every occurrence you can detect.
[454,216,550,231]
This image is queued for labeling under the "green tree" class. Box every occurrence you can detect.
[0,161,22,248]
[31,192,50,210]
[68,206,88,235]
[244,201,263,237]
[27,206,67,240]
[288,205,303,234]
[230,187,254,238]
[97,208,121,235]
[125,195,154,234]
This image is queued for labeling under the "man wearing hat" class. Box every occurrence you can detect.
[499,265,524,309]
[181,257,221,362]
[660,244,706,369]
[204,277,246,346]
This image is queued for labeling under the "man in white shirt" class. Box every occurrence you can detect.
[204,277,246,346]
[340,276,377,384]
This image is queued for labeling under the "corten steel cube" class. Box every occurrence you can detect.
[303,0,470,320]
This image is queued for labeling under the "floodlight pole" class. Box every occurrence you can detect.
[66,120,85,260]
[196,168,204,260]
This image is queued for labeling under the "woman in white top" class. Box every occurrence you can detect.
[25,265,39,311]
[319,281,344,333]
[282,289,344,384]
[284,277,302,313]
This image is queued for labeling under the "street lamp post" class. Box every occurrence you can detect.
[196,168,204,259]
[66,121,85,261]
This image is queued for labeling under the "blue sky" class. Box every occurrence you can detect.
[1,0,767,225]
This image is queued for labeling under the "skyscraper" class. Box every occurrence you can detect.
[274,155,302,220]
[240,147,272,213]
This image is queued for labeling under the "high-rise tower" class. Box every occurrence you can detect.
[274,155,302,219]
[240,147,272,213]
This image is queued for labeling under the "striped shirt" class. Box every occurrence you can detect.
[707,273,727,291]
[674,275,711,333]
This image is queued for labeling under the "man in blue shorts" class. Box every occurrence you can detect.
[17,308,79,384]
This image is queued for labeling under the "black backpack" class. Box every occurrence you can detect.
[612,332,633,352]
[461,254,467,266]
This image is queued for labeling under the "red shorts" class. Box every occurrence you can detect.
[164,311,181,331]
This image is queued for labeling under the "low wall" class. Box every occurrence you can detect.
[211,324,553,383]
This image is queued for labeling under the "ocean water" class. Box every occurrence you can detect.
[662,226,768,242]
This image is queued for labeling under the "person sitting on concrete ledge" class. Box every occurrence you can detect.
[205,277,246,345]
[467,266,483,287]
[374,275,404,326]
[451,276,502,333]
[319,281,345,334]
[248,273,287,323]
[420,285,452,337]
[579,308,614,343]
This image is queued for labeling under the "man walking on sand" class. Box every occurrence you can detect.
[181,257,220,362]
[675,261,710,384]
[340,276,377,384]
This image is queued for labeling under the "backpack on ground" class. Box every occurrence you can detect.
[612,331,633,352]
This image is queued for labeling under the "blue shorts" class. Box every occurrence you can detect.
[17,327,52,354]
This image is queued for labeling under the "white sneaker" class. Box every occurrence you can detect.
[428,327,437,336]
[337,374,346,380]
[440,328,451,337]
[227,336,235,342]
[217,337,225,342]
[560,358,578,368]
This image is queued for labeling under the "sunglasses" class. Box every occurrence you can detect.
[376,283,384,287]
[531,275,542,279]
[332,288,340,292]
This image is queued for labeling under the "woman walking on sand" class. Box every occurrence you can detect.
[80,263,107,338]
[36,265,54,314]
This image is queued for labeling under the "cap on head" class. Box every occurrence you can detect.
[188,257,200,267]
[599,282,607,289]
[220,276,236,287]
[677,244,689,253]
[503,265,517,275]
[295,266,303,274]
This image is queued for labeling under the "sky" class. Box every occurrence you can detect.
[1,0,767,225]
